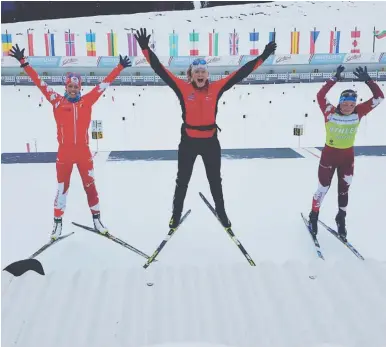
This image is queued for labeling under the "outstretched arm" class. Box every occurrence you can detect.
[212,41,277,92]
[354,67,384,118]
[135,28,186,93]
[10,44,62,105]
[84,55,131,105]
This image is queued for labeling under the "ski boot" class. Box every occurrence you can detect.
[93,213,109,234]
[169,212,181,229]
[51,217,63,241]
[335,210,347,241]
[216,207,232,228]
[308,210,319,237]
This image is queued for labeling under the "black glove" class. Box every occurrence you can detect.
[353,66,371,82]
[119,55,132,68]
[9,44,29,67]
[334,65,345,81]
[134,28,150,50]
[260,41,277,61]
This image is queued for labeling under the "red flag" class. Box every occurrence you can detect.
[351,29,360,53]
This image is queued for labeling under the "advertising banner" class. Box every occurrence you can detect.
[309,53,346,65]
[343,53,382,64]
[272,54,311,65]
[59,56,98,67]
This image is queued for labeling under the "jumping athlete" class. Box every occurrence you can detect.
[309,65,384,240]
[135,28,276,229]
[9,44,132,240]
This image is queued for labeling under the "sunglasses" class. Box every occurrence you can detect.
[192,59,207,66]
[341,91,357,98]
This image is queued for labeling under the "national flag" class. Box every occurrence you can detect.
[27,29,34,56]
[249,30,259,55]
[189,30,200,55]
[107,31,118,56]
[309,29,320,54]
[44,31,55,56]
[269,31,276,43]
[65,31,76,56]
[2,32,12,56]
[290,30,300,54]
[374,30,386,39]
[189,31,199,56]
[127,32,138,56]
[209,31,219,56]
[229,30,239,56]
[86,31,96,56]
[149,29,156,52]
[351,29,360,53]
[169,32,178,57]
[329,29,341,53]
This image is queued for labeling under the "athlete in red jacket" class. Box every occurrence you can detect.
[135,28,276,229]
[308,65,384,240]
[9,44,131,240]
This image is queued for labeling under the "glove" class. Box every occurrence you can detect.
[334,65,345,81]
[9,44,29,67]
[260,41,277,61]
[134,28,150,50]
[353,66,371,82]
[119,55,132,68]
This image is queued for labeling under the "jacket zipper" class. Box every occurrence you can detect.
[73,104,77,144]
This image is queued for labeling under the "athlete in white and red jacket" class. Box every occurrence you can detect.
[9,44,131,240]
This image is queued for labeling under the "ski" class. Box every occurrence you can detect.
[29,232,75,259]
[72,222,153,261]
[199,192,256,266]
[143,209,191,269]
[318,219,365,260]
[3,232,74,277]
[301,213,325,260]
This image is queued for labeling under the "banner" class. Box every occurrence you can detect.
[204,56,240,66]
[59,56,98,67]
[272,54,311,65]
[97,56,120,68]
[239,55,274,66]
[343,53,382,64]
[1,56,21,67]
[309,53,346,65]
[378,53,386,64]
[26,56,61,67]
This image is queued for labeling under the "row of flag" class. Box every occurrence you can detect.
[2,28,386,57]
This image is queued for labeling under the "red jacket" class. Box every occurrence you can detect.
[24,64,123,146]
[143,49,264,138]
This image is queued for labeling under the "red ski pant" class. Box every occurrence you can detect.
[312,145,354,212]
[54,146,99,218]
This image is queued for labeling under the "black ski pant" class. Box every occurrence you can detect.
[172,136,226,215]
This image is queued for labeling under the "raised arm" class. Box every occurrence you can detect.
[83,55,131,105]
[316,65,347,121]
[353,67,384,118]
[316,78,337,120]
[135,28,186,93]
[10,44,62,105]
[212,41,276,92]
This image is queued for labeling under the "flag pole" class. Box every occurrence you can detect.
[373,26,376,53]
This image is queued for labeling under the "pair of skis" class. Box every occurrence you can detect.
[143,192,256,269]
[301,213,364,260]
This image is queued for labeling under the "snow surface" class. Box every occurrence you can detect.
[2,1,386,56]
[2,3,386,347]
